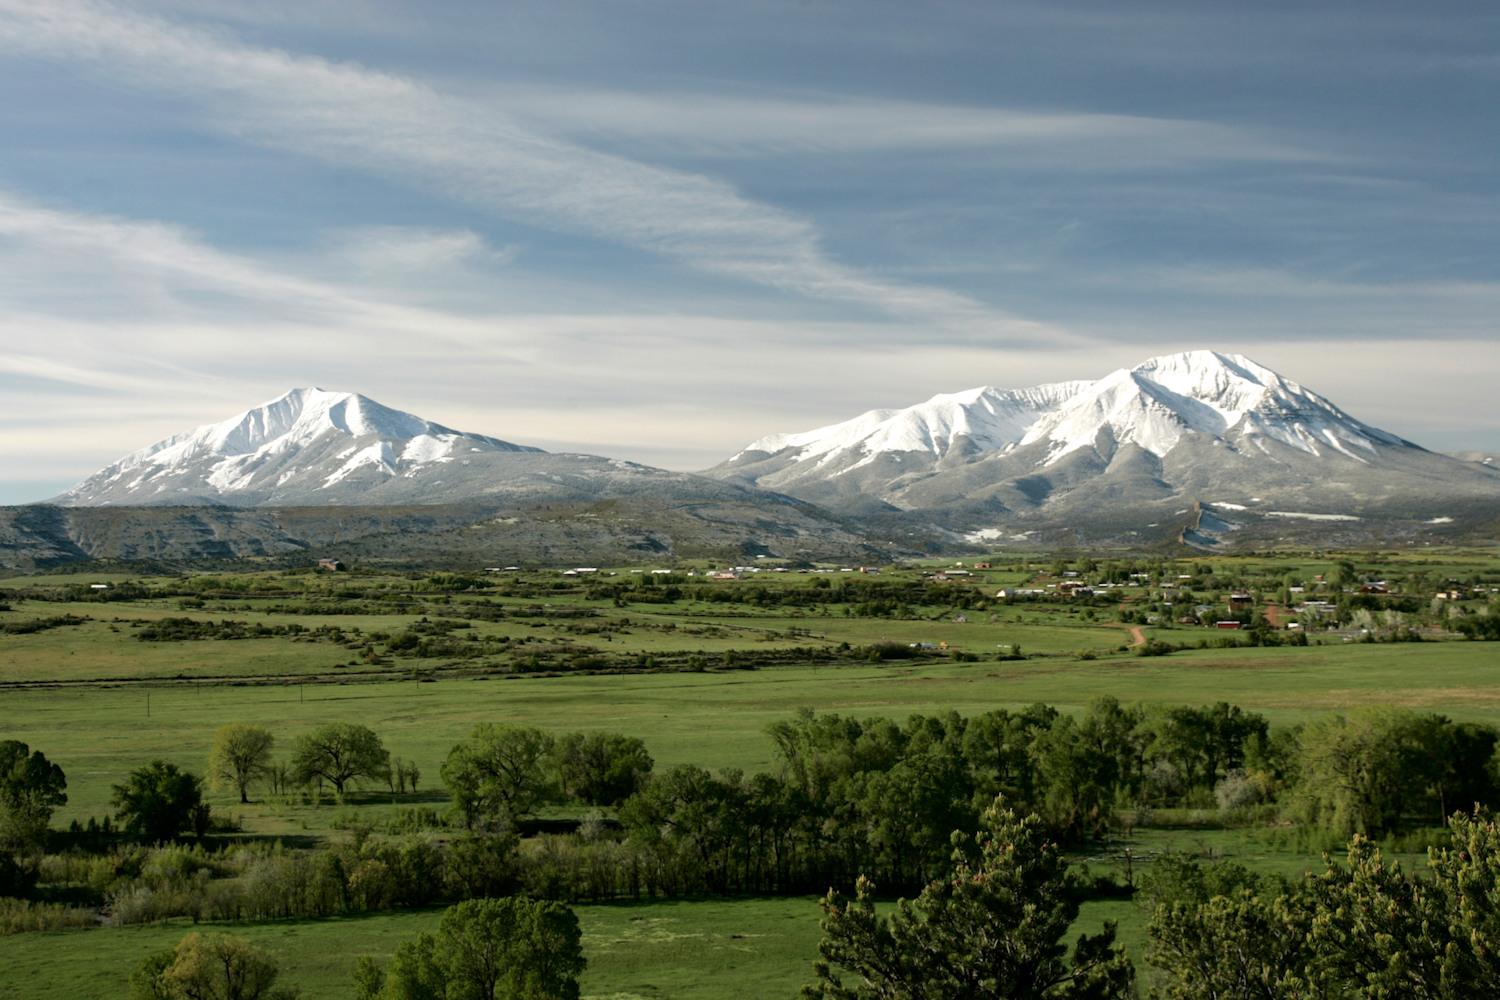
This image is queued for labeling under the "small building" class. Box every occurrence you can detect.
[316,558,344,572]
[1227,592,1253,611]
[1215,621,1243,630]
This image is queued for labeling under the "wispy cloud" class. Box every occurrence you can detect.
[0,190,540,348]
[491,87,1331,167]
[325,226,514,275]
[0,0,1061,341]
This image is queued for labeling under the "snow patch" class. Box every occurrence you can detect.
[322,441,398,489]
[1265,511,1362,522]
[400,434,454,465]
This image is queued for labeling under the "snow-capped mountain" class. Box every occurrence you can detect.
[52,388,807,514]
[733,352,1396,476]
[710,350,1500,539]
[39,387,899,565]
[55,388,541,506]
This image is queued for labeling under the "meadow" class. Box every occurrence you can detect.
[1,550,1497,997]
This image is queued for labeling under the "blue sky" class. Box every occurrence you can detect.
[1,0,1497,503]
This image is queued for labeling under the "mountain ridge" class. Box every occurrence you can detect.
[55,387,543,507]
[36,354,1500,557]
[707,350,1499,538]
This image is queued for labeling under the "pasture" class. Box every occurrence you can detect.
[1,550,1497,996]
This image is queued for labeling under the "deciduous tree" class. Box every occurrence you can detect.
[208,724,275,804]
[131,932,297,1000]
[291,723,389,799]
[442,725,554,829]
[0,740,67,853]
[112,760,204,843]
[557,732,653,806]
[356,896,584,1000]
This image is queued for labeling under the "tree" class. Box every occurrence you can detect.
[208,724,275,804]
[356,896,585,1000]
[1291,708,1446,836]
[556,731,653,806]
[1301,812,1500,997]
[1149,809,1500,999]
[291,723,389,799]
[112,760,204,842]
[1149,885,1319,999]
[131,932,298,1000]
[0,740,67,853]
[442,725,555,829]
[803,798,1134,999]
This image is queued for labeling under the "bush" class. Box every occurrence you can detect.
[1214,769,1272,812]
[0,897,96,935]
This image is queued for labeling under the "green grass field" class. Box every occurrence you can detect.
[2,553,1497,996]
[0,898,825,1000]
[5,640,1498,829]
[0,892,1157,1000]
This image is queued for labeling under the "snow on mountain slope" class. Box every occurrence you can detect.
[709,350,1500,534]
[55,388,541,506]
[51,389,847,526]
[1019,351,1403,463]
[740,382,1089,468]
[731,351,1403,474]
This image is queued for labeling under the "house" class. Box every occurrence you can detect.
[1359,583,1389,595]
[1227,592,1254,611]
[972,562,992,570]
[316,558,344,572]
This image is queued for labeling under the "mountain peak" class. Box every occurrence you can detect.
[716,349,1420,492]
[55,389,542,507]
[707,349,1500,538]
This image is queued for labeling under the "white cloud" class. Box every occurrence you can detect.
[0,0,1057,340]
[326,226,512,275]
[490,87,1331,166]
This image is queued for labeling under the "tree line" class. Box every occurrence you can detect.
[116,799,1500,999]
[7,698,1498,925]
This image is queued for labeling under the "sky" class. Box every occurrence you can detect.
[1,0,1497,503]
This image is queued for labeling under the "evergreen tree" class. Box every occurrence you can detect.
[803,798,1134,999]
